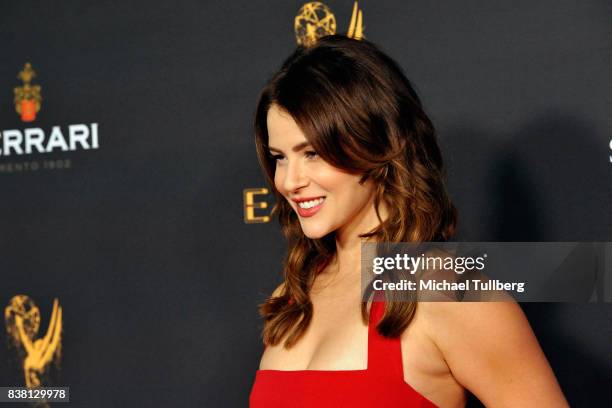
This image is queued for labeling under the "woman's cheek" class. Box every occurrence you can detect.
[273,170,284,193]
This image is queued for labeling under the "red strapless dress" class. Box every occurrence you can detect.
[249,300,437,407]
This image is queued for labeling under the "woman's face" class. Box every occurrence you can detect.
[266,104,379,240]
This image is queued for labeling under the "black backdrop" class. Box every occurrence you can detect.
[0,1,611,407]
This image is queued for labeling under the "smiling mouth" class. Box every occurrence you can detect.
[297,197,325,209]
[295,197,326,217]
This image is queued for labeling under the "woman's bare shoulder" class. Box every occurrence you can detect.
[418,299,526,329]
[416,300,534,357]
[415,301,568,407]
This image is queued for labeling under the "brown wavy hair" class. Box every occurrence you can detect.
[254,35,457,348]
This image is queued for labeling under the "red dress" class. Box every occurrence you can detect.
[249,299,438,407]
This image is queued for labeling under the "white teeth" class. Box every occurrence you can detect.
[298,197,325,209]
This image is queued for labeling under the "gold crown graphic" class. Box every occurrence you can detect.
[13,63,42,122]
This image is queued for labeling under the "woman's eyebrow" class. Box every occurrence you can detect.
[268,142,311,153]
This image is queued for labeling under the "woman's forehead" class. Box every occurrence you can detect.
[267,104,308,147]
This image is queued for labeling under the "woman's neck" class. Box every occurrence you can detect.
[332,197,389,278]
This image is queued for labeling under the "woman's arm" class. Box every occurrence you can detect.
[422,301,568,407]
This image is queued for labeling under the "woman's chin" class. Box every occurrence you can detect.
[300,224,332,240]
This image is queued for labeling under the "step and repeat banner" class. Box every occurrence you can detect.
[1,1,611,407]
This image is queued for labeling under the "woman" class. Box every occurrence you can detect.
[249,35,567,407]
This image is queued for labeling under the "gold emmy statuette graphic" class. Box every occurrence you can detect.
[244,188,271,223]
[4,296,62,389]
[14,63,42,122]
[294,1,364,46]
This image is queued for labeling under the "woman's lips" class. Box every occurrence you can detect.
[295,197,325,218]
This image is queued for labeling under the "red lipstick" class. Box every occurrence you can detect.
[291,196,326,218]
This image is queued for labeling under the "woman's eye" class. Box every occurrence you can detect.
[270,154,285,162]
[304,150,318,159]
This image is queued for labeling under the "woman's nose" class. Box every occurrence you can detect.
[283,159,308,192]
